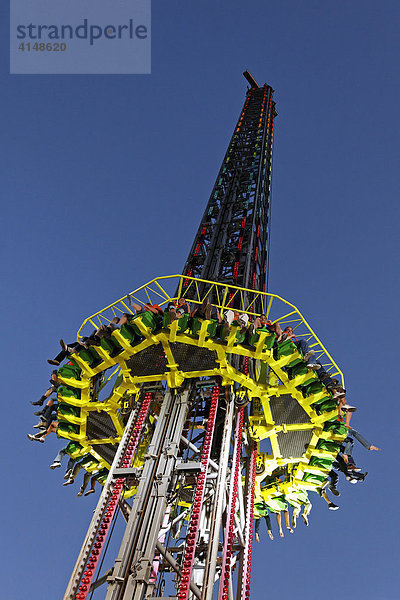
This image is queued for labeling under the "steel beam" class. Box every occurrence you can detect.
[105,388,190,600]
[201,397,235,600]
[63,402,141,600]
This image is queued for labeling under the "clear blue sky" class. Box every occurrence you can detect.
[2,1,399,598]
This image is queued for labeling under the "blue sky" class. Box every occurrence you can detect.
[1,1,399,598]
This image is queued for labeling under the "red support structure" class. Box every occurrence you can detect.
[218,407,245,600]
[239,441,257,600]
[177,386,220,600]
[75,392,153,600]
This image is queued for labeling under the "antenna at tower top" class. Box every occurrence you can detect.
[243,69,260,88]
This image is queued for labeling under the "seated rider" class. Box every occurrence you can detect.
[343,428,380,453]
[223,310,249,329]
[192,298,221,322]
[31,371,60,406]
[47,318,120,366]
[254,501,274,542]
[252,320,292,343]
[259,468,293,537]
[33,397,57,425]
[317,478,340,511]
[134,302,164,316]
[118,303,164,326]
[221,308,249,338]
[338,401,357,427]
[63,454,99,491]
[175,297,191,315]
[165,297,191,323]
[49,443,77,473]
[336,434,378,481]
[27,413,58,443]
[281,326,320,369]
[261,495,293,537]
[332,451,367,483]
[248,314,269,335]
[285,488,312,527]
[313,367,356,421]
[83,467,109,496]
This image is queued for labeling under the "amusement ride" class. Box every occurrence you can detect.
[32,72,361,600]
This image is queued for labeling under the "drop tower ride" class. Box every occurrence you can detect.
[58,72,345,600]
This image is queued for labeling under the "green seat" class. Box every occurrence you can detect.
[285,488,309,506]
[323,419,348,436]
[78,347,102,367]
[57,422,80,436]
[191,318,218,338]
[309,456,333,470]
[219,321,247,346]
[218,324,230,342]
[58,403,80,419]
[119,324,137,344]
[247,327,276,350]
[162,312,190,333]
[275,339,297,359]
[219,324,246,345]
[254,501,270,517]
[65,441,83,456]
[234,329,246,344]
[130,311,158,336]
[286,356,306,369]
[57,364,82,381]
[177,313,190,332]
[100,336,123,356]
[264,496,288,513]
[302,381,324,397]
[290,362,309,377]
[95,467,108,484]
[312,398,338,415]
[303,472,327,485]
[316,439,341,453]
[57,384,80,399]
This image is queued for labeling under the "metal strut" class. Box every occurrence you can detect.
[64,392,152,600]
[64,392,153,600]
[176,385,220,600]
[105,386,191,600]
[218,407,245,600]
[201,390,236,600]
[238,440,257,600]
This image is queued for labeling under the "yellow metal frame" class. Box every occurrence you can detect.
[77,274,343,382]
[55,275,346,501]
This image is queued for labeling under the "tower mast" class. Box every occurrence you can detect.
[182,71,276,300]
